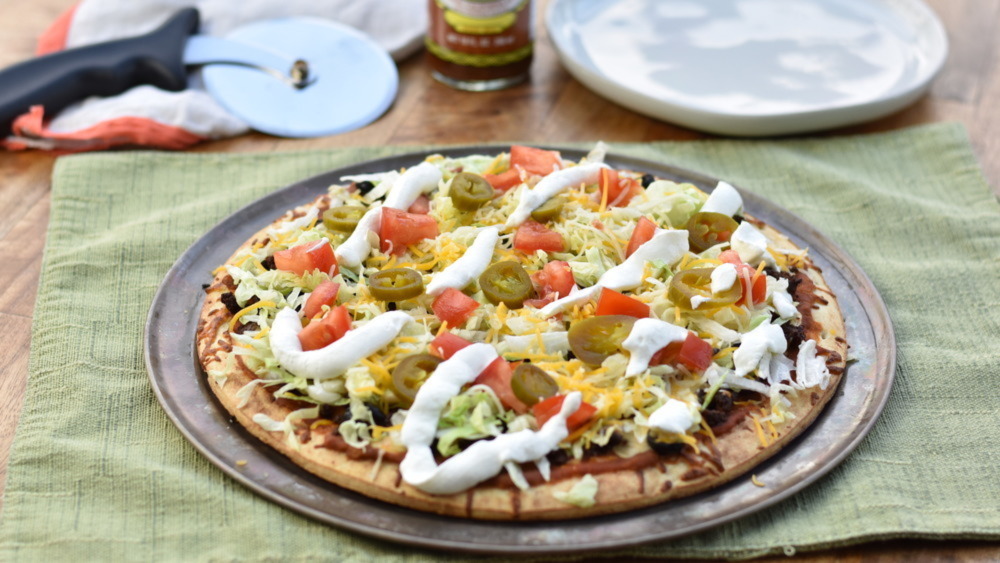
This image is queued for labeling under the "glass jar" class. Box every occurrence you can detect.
[426,0,533,91]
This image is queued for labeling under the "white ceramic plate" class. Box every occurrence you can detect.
[546,0,948,136]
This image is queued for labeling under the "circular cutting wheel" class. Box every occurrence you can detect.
[202,17,399,138]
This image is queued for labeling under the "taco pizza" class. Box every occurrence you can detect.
[195,144,847,520]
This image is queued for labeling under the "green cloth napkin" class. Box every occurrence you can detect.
[2,123,998,561]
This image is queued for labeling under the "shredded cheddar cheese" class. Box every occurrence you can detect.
[229,300,276,332]
[750,415,770,448]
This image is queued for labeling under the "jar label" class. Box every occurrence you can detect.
[428,0,533,68]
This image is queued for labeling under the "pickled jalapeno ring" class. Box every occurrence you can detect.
[530,195,566,222]
[391,354,442,406]
[685,212,739,253]
[511,363,559,406]
[479,261,534,309]
[568,315,637,366]
[668,267,742,311]
[369,267,425,301]
[450,172,495,211]
[322,206,365,233]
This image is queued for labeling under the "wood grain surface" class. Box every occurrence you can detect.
[0,0,997,560]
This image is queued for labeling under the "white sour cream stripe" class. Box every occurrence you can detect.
[795,339,832,390]
[772,289,798,319]
[648,398,701,434]
[269,308,412,380]
[399,343,583,494]
[400,343,498,447]
[621,318,689,376]
[383,161,442,210]
[540,229,689,317]
[693,263,739,309]
[335,161,443,269]
[700,181,743,217]
[334,207,382,269]
[732,320,787,377]
[731,222,776,268]
[425,227,499,296]
[711,263,737,293]
[505,163,608,228]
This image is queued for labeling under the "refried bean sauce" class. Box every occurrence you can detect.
[426,0,533,91]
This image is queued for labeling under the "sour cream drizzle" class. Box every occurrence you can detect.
[383,161,442,210]
[732,320,787,377]
[335,161,443,269]
[505,163,608,228]
[621,318,689,376]
[648,398,701,434]
[700,181,743,217]
[399,343,582,494]
[693,263,738,309]
[772,289,798,319]
[425,226,499,296]
[540,229,688,317]
[795,339,832,390]
[731,222,775,268]
[269,308,412,380]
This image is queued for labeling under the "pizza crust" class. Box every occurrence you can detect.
[195,177,848,521]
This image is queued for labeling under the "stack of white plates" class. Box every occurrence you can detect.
[546,0,948,136]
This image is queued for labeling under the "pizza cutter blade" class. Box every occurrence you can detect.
[189,17,399,138]
[0,8,398,139]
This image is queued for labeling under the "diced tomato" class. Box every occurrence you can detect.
[302,281,340,320]
[625,216,658,258]
[431,288,479,328]
[651,331,714,372]
[379,207,439,255]
[530,260,575,300]
[483,169,522,193]
[718,250,766,306]
[718,250,742,265]
[297,305,352,351]
[429,331,472,359]
[514,220,564,253]
[273,240,337,277]
[532,395,597,431]
[510,145,562,176]
[523,296,555,309]
[594,287,650,318]
[472,358,528,414]
[598,168,641,207]
[407,194,431,214]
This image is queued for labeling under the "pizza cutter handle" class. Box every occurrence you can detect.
[0,7,200,136]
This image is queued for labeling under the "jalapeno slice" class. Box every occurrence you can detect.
[685,212,739,253]
[568,315,637,366]
[511,363,559,406]
[668,267,742,311]
[450,172,495,211]
[368,267,425,301]
[530,196,566,222]
[322,206,365,233]
[479,261,535,309]
[391,353,441,406]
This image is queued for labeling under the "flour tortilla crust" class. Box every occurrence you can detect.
[196,191,847,521]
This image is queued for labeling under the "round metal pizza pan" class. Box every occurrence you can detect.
[144,146,895,554]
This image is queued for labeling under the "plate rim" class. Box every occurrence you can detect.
[144,145,896,554]
[544,0,949,136]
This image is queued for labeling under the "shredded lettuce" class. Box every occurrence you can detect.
[434,388,508,456]
[553,474,598,507]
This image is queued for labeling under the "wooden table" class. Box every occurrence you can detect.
[0,1,997,560]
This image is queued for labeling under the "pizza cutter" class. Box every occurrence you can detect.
[0,8,398,138]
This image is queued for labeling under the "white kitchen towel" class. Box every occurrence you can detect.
[3,0,425,152]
